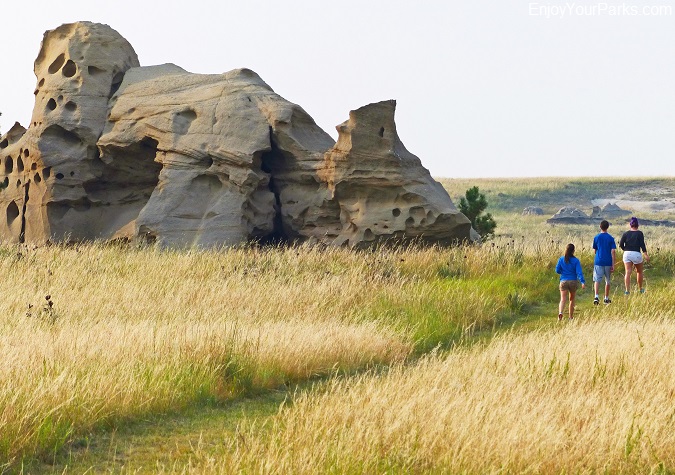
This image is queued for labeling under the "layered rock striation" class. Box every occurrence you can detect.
[0,22,473,248]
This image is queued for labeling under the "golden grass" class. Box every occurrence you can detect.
[0,243,413,467]
[198,313,675,474]
[3,204,674,470]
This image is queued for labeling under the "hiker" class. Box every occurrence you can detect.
[619,216,649,294]
[592,219,616,305]
[555,243,586,320]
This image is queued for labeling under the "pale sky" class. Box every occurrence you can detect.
[1,0,674,178]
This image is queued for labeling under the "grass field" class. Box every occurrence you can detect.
[2,177,674,473]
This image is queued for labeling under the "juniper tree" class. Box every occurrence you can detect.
[459,186,496,240]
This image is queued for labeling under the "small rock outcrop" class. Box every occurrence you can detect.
[522,206,544,216]
[0,22,473,248]
[590,203,631,219]
[546,207,592,224]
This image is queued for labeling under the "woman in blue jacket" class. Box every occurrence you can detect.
[555,243,586,320]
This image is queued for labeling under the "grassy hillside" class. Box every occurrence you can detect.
[2,177,674,473]
[440,176,675,216]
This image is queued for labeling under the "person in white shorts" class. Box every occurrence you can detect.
[619,217,649,294]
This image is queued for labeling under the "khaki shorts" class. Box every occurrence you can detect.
[559,280,579,292]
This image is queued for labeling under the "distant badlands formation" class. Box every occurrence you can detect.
[0,22,473,248]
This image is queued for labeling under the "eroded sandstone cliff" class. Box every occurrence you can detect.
[0,22,473,248]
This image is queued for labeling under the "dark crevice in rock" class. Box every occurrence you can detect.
[109,71,125,97]
[19,182,30,243]
[259,128,288,245]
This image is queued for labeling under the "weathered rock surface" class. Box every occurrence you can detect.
[0,21,139,242]
[318,101,471,247]
[522,206,544,216]
[0,22,472,248]
[97,64,337,247]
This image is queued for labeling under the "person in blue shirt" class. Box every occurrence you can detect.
[555,243,586,320]
[592,220,616,305]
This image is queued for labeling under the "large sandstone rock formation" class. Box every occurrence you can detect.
[0,22,473,248]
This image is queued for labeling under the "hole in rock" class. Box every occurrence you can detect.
[405,217,415,226]
[378,127,385,137]
[31,163,37,170]
[409,206,426,222]
[173,109,197,135]
[42,125,82,146]
[5,157,13,173]
[48,54,66,74]
[17,157,24,172]
[83,136,161,218]
[109,71,125,97]
[43,167,51,179]
[88,66,105,76]
[34,173,41,183]
[65,102,77,112]
[38,78,45,87]
[70,171,75,177]
[23,149,29,158]
[62,60,77,78]
[0,140,7,149]
[392,208,401,217]
[55,173,64,180]
[46,98,57,111]
[6,201,19,225]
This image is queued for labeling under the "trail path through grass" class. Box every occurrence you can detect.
[26,258,670,473]
[38,390,289,473]
[41,293,633,472]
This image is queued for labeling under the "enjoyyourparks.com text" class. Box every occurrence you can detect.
[529,2,673,18]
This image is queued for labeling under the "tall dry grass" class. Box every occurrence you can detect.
[4,214,673,470]
[0,243,416,467]
[198,313,675,473]
[2,237,535,468]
